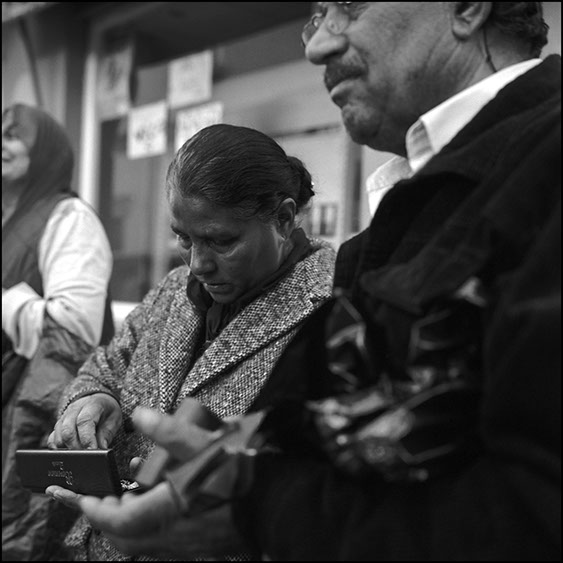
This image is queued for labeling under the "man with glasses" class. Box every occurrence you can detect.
[63,3,560,560]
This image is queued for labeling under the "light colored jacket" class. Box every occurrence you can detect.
[61,238,336,561]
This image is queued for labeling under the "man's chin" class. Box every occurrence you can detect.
[342,108,371,145]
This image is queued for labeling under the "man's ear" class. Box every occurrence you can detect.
[276,198,297,238]
[449,2,492,40]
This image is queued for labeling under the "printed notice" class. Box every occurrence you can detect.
[127,101,168,160]
[168,50,213,109]
[97,43,133,120]
[175,102,224,152]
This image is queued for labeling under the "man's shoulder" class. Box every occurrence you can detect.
[339,230,370,255]
[334,229,371,291]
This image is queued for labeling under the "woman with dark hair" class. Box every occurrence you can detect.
[46,124,336,561]
[2,103,114,561]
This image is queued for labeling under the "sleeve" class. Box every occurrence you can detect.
[57,272,176,415]
[1,199,113,359]
[232,206,561,561]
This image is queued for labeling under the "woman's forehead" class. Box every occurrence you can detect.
[171,194,243,231]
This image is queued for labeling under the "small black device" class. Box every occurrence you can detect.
[15,448,144,497]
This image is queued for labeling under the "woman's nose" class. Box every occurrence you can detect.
[189,244,215,276]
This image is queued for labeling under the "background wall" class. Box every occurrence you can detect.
[543,2,562,56]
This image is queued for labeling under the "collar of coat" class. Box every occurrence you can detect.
[158,240,335,411]
[357,55,560,316]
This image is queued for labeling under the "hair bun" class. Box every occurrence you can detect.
[288,156,315,207]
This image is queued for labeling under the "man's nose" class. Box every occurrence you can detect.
[304,23,348,66]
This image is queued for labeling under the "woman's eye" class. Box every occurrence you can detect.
[347,2,368,18]
[316,4,329,18]
[2,129,16,140]
[212,238,235,250]
[176,233,191,247]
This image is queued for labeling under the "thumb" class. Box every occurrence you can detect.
[129,456,144,475]
[96,424,118,449]
[132,407,175,441]
[132,407,216,461]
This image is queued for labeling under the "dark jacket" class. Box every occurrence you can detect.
[235,56,561,561]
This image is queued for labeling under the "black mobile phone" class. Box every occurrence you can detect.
[15,448,145,498]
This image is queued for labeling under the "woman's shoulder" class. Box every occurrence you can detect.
[308,236,337,258]
[142,265,190,305]
[127,265,191,324]
[287,237,336,301]
[48,196,107,234]
[161,264,191,288]
[145,264,189,296]
[51,196,97,217]
[40,196,112,258]
[304,236,337,273]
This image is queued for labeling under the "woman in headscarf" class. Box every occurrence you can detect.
[2,103,114,561]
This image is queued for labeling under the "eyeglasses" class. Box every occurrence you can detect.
[301,2,356,47]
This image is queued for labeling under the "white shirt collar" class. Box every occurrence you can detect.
[406,58,542,174]
[365,59,543,216]
[365,155,412,216]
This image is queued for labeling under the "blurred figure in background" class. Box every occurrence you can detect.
[2,103,114,561]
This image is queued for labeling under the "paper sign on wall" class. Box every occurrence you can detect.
[168,50,213,109]
[175,102,224,152]
[97,42,133,121]
[127,101,168,160]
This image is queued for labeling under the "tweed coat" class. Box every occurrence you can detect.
[60,238,335,561]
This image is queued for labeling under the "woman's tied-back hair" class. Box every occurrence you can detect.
[489,2,549,57]
[166,124,315,223]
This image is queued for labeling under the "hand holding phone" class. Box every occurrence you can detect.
[16,448,145,498]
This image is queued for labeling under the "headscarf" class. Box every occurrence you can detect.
[2,103,74,231]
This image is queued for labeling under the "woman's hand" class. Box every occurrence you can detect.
[47,393,122,449]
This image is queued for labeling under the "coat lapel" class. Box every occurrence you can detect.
[157,287,204,412]
[176,252,330,401]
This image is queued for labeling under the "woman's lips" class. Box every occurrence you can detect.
[204,283,230,294]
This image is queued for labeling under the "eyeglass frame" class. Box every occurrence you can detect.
[301,2,357,47]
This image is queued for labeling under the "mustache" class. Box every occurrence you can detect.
[324,62,364,92]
